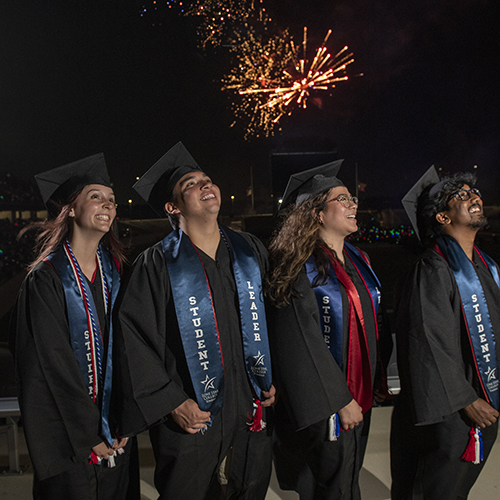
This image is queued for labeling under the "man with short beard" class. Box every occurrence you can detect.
[391,168,500,500]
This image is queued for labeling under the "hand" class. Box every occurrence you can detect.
[338,399,363,431]
[112,437,129,450]
[261,385,276,407]
[92,441,115,460]
[463,398,499,428]
[171,399,211,434]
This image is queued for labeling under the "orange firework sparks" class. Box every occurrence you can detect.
[182,0,269,48]
[223,26,361,138]
[222,27,294,138]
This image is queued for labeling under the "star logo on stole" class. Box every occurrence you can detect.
[201,374,216,392]
[253,351,265,366]
[485,366,497,382]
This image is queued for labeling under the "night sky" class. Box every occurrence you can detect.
[1,0,499,214]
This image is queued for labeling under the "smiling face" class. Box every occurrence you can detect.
[437,183,487,233]
[166,171,221,222]
[70,184,116,236]
[318,186,358,241]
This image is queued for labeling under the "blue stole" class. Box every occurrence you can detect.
[163,226,272,421]
[46,242,120,444]
[305,242,381,368]
[435,235,499,410]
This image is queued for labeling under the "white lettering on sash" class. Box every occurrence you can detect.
[247,281,261,342]
[83,330,93,394]
[322,295,332,345]
[471,296,495,373]
[189,296,210,372]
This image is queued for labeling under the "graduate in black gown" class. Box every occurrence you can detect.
[391,168,500,500]
[116,142,276,500]
[266,162,389,500]
[10,155,139,499]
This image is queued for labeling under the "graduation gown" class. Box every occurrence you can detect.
[9,255,138,499]
[391,247,500,500]
[11,262,105,480]
[270,252,380,500]
[116,231,272,500]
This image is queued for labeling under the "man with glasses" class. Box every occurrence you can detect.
[391,168,500,499]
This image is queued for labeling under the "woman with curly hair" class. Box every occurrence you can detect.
[267,161,388,500]
[10,155,138,499]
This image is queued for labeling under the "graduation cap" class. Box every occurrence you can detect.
[280,159,344,209]
[35,153,110,217]
[133,142,201,216]
[401,165,440,241]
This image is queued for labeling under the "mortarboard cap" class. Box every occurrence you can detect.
[133,142,201,216]
[280,159,344,209]
[35,153,110,217]
[401,165,440,241]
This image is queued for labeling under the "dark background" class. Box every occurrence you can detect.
[1,0,499,214]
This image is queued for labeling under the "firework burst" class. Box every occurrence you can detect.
[222,27,295,138]
[182,0,269,48]
[224,27,361,138]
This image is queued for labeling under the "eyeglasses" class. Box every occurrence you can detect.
[327,194,359,208]
[447,187,481,202]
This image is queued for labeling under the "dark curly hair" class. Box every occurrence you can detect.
[419,171,477,239]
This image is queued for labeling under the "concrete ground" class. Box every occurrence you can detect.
[1,407,499,499]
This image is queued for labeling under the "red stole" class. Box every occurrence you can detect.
[324,246,373,413]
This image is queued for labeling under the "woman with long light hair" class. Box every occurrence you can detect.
[10,155,138,499]
[267,161,388,500]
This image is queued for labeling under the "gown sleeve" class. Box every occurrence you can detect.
[10,263,102,480]
[269,268,353,431]
[395,251,479,425]
[115,243,189,435]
